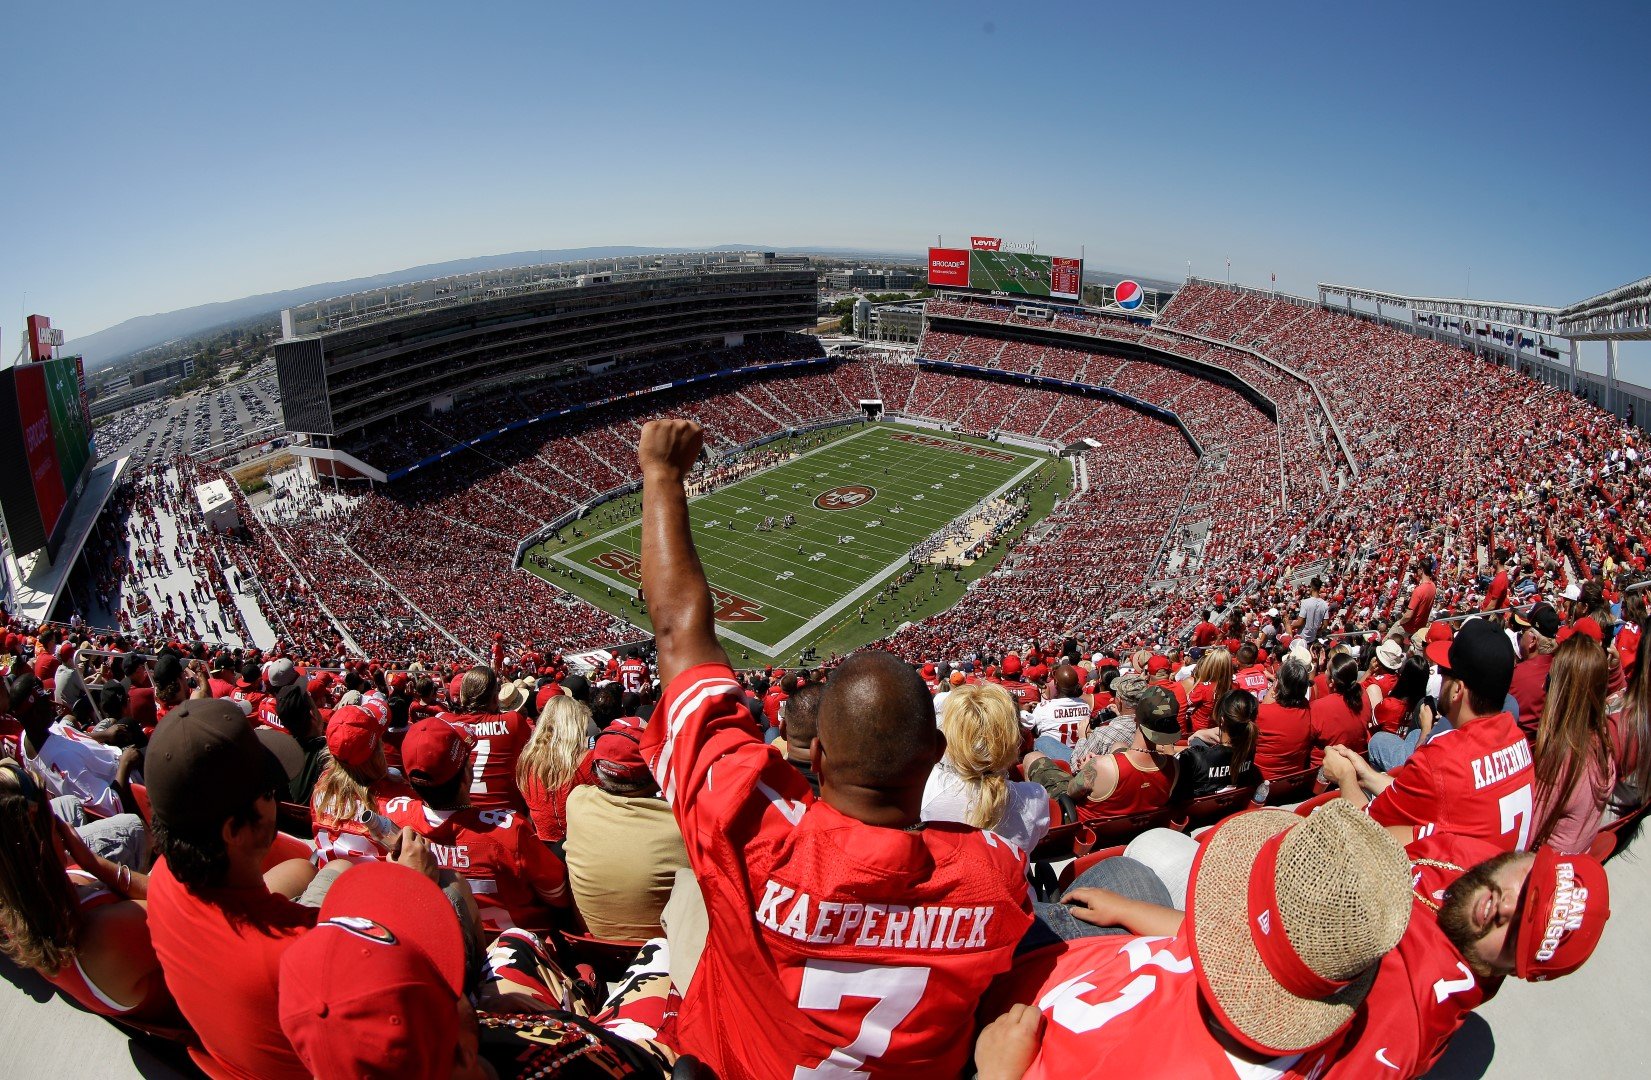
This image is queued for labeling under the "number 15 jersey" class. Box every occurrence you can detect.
[644,663,1034,1079]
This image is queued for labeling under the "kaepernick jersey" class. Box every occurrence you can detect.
[1368,712,1535,851]
[384,796,568,933]
[643,663,1034,1079]
[619,656,649,695]
[454,710,531,814]
[990,931,1350,1078]
[1327,834,1504,1078]
[1026,696,1092,748]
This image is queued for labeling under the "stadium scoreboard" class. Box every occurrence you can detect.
[927,236,1083,301]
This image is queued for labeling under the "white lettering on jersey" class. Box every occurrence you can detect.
[469,720,513,737]
[1470,739,1532,790]
[756,884,996,951]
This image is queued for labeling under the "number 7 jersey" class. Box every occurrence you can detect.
[644,663,1034,1079]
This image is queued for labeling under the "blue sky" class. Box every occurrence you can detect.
[2,1,1647,373]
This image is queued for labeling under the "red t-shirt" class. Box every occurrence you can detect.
[642,663,1033,1079]
[1186,682,1217,731]
[147,858,317,1080]
[1404,579,1437,636]
[762,687,787,726]
[1254,702,1312,779]
[1191,621,1221,647]
[1482,571,1510,612]
[1617,621,1642,684]
[520,753,598,844]
[994,677,1041,711]
[384,795,568,933]
[989,930,1351,1078]
[1327,834,1502,1078]
[455,710,531,813]
[1368,712,1536,851]
[1150,677,1190,735]
[1307,692,1371,768]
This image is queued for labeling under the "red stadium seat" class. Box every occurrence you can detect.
[1263,767,1320,806]
[1071,807,1180,857]
[1173,784,1260,831]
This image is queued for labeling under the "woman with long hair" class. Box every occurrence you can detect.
[1307,652,1372,768]
[518,694,597,845]
[1171,691,1259,800]
[0,759,179,1023]
[310,702,413,865]
[1253,655,1314,780]
[922,683,1050,853]
[1180,648,1232,733]
[1532,634,1616,853]
[1611,620,1651,811]
[1366,652,1439,772]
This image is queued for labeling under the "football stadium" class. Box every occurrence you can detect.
[4,8,1651,1078]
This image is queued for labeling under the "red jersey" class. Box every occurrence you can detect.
[147,858,317,1080]
[253,694,284,732]
[455,710,531,813]
[1075,754,1170,822]
[1327,834,1503,1078]
[762,686,787,726]
[619,656,649,694]
[994,677,1041,711]
[1186,682,1217,731]
[990,931,1351,1078]
[1254,702,1312,780]
[310,777,416,867]
[1307,693,1371,768]
[1482,570,1510,612]
[1234,664,1270,699]
[1617,621,1642,684]
[1368,712,1535,851]
[0,712,22,761]
[643,663,1033,1079]
[384,796,568,933]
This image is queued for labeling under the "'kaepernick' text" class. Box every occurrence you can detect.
[756,881,996,949]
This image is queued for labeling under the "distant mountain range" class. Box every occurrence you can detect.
[65,244,1181,370]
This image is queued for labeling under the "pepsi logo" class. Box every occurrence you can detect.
[1114,280,1144,310]
[815,484,876,511]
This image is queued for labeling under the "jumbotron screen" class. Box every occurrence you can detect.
[0,355,96,558]
[928,238,1083,301]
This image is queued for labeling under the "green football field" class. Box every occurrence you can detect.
[536,424,1049,659]
[969,250,1055,296]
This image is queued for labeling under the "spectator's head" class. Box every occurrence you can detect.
[0,758,80,976]
[458,666,498,713]
[813,651,944,824]
[147,698,288,889]
[1437,847,1610,980]
[1373,639,1405,673]
[1236,642,1258,668]
[591,722,654,796]
[495,678,530,717]
[1215,689,1258,774]
[153,652,186,705]
[1274,656,1312,709]
[1111,673,1147,715]
[1328,653,1363,713]
[518,694,592,798]
[1051,664,1082,700]
[780,682,823,758]
[780,673,799,695]
[1187,802,1410,1055]
[937,683,1022,831]
[278,861,478,1078]
[558,672,590,704]
[1438,619,1517,721]
[275,681,320,743]
[1192,648,1232,699]
[590,682,622,729]
[6,674,53,737]
[1133,686,1181,754]
[402,718,475,809]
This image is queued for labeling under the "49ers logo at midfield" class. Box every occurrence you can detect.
[588,549,765,622]
[814,484,876,511]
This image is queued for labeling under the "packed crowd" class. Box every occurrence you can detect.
[1,412,1632,1078]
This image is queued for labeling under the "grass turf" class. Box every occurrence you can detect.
[526,422,1062,662]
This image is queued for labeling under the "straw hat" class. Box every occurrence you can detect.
[1187,801,1411,1055]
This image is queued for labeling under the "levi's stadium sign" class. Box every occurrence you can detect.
[970,236,1002,251]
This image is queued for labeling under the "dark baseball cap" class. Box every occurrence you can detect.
[153,653,184,689]
[146,698,287,840]
[1439,619,1517,704]
[1510,602,1561,639]
[1135,685,1182,745]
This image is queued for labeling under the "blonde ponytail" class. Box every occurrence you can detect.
[939,683,1022,831]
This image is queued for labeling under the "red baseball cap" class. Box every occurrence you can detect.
[1146,654,1171,675]
[1516,846,1611,982]
[278,861,464,1078]
[401,717,473,786]
[1424,622,1455,668]
[446,674,465,704]
[1567,616,1604,645]
[1001,653,1022,676]
[534,682,560,714]
[591,718,649,785]
[326,705,385,772]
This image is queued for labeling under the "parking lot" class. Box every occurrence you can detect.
[93,359,284,464]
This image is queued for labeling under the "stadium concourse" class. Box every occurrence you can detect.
[2,282,1650,1076]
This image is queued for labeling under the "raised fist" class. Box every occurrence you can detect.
[638,419,704,484]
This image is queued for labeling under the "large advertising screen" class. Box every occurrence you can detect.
[927,239,1084,301]
[0,355,95,560]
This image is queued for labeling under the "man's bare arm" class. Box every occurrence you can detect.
[639,420,730,687]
